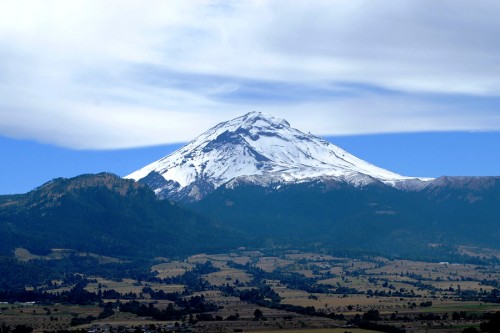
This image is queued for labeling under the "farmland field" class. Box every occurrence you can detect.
[1,248,499,333]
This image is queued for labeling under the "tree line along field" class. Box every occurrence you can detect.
[0,248,499,333]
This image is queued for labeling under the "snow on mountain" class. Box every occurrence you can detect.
[126,112,432,201]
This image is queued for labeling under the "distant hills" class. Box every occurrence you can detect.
[0,173,242,258]
[189,175,500,258]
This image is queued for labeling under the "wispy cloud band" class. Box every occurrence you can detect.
[0,0,499,149]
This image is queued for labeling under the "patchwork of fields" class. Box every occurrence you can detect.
[1,248,499,333]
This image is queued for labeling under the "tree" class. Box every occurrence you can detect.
[363,309,381,321]
[254,309,263,320]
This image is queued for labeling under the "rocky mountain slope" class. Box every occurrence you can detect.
[127,112,431,202]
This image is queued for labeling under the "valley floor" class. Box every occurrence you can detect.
[1,248,500,333]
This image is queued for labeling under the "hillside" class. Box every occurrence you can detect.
[0,173,243,258]
[190,176,500,258]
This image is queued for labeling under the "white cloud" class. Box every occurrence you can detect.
[0,0,499,149]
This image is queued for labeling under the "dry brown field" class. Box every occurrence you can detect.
[0,304,100,332]
[2,248,500,333]
[151,261,195,278]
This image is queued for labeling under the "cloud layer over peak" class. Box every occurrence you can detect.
[0,0,499,149]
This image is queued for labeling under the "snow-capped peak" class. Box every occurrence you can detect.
[126,112,431,201]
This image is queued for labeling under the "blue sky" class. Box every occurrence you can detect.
[0,1,499,194]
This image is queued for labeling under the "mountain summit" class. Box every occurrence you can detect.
[127,112,430,201]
